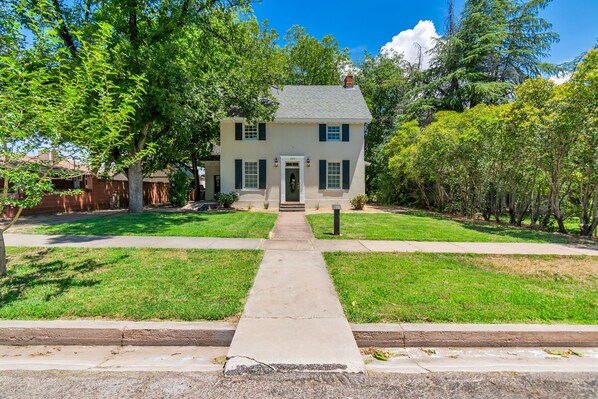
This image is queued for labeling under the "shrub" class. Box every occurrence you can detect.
[215,192,239,208]
[350,194,368,210]
[168,170,191,207]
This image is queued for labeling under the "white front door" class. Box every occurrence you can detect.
[280,156,305,203]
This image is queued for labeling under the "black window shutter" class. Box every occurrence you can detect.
[319,124,327,142]
[342,160,350,190]
[235,159,242,189]
[342,124,350,142]
[258,123,266,141]
[259,159,267,189]
[319,160,327,189]
[235,123,243,141]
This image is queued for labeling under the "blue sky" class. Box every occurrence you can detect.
[252,0,598,65]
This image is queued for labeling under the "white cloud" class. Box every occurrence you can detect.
[549,72,572,85]
[381,20,439,69]
[341,63,359,77]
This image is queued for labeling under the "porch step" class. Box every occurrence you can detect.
[279,203,305,212]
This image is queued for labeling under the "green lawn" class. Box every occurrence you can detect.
[307,212,581,243]
[30,211,277,238]
[498,215,583,235]
[0,247,262,321]
[324,252,598,324]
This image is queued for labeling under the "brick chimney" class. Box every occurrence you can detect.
[343,75,354,89]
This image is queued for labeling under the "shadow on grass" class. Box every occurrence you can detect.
[402,211,583,244]
[0,248,115,308]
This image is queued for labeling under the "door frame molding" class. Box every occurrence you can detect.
[280,155,305,203]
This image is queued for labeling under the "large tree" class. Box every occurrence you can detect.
[425,0,558,111]
[563,49,598,236]
[283,25,350,85]
[18,0,283,213]
[1,7,140,276]
[353,52,412,199]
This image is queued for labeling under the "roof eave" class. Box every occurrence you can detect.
[273,117,372,124]
[222,117,372,123]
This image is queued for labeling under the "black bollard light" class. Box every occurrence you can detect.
[332,204,341,236]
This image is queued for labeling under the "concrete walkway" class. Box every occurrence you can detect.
[315,240,598,255]
[4,234,262,250]
[0,345,225,372]
[363,347,598,374]
[7,233,598,255]
[224,213,364,374]
[0,345,595,374]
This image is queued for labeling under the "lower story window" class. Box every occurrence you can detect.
[327,161,341,189]
[244,161,258,189]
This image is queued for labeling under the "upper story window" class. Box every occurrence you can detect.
[327,161,341,189]
[326,125,341,142]
[244,161,258,189]
[244,124,258,140]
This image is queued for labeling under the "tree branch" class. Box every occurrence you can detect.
[51,0,78,58]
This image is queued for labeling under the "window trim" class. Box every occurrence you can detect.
[243,124,258,141]
[326,125,341,142]
[243,160,259,190]
[326,161,342,190]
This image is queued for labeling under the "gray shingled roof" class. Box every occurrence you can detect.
[271,85,372,122]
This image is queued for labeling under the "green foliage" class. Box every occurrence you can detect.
[350,194,368,210]
[383,51,598,237]
[167,170,191,207]
[12,0,284,212]
[283,26,350,85]
[0,6,141,212]
[565,49,598,236]
[215,192,240,208]
[354,52,412,195]
[386,105,505,216]
[0,2,141,275]
[425,0,558,111]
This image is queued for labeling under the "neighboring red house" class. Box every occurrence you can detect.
[1,158,170,218]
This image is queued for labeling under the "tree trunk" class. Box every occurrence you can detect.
[508,208,516,225]
[128,161,144,213]
[515,212,525,227]
[481,208,491,222]
[191,152,201,201]
[584,218,598,237]
[555,217,567,235]
[0,229,6,277]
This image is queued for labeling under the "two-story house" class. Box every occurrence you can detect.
[204,76,372,211]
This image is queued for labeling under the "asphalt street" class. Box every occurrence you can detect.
[0,371,596,399]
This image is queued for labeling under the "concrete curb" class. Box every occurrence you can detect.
[0,320,235,347]
[1,321,597,347]
[352,323,598,348]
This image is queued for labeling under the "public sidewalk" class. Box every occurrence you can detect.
[4,234,262,250]
[314,240,598,255]
[6,233,598,255]
[0,344,595,374]
[224,213,364,374]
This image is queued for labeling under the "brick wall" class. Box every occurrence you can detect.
[1,176,169,217]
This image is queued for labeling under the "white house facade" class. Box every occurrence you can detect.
[205,78,372,210]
